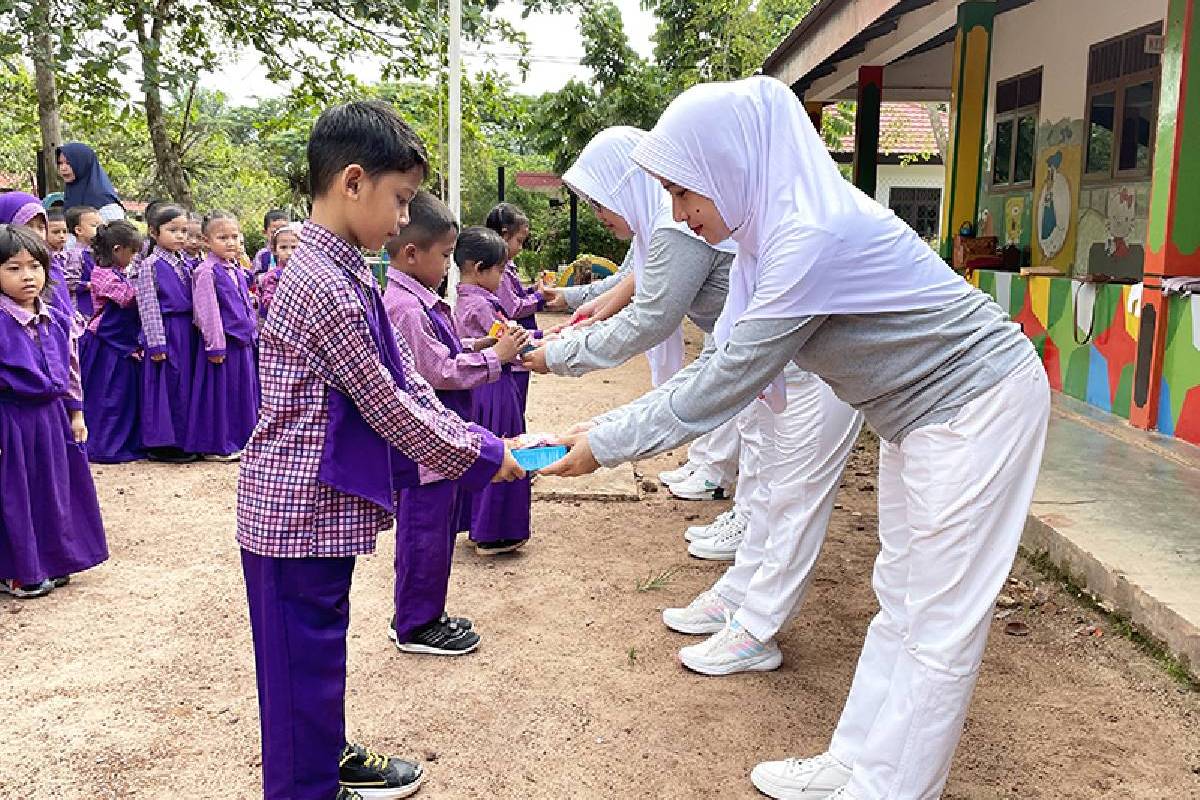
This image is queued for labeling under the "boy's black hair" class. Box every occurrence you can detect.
[148,203,187,233]
[65,205,98,235]
[385,190,458,258]
[0,223,50,273]
[453,226,507,271]
[92,220,144,267]
[263,209,288,230]
[307,100,429,198]
[484,202,529,237]
[46,209,66,225]
[202,209,238,235]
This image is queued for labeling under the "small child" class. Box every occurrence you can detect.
[46,209,69,254]
[186,211,260,460]
[452,226,534,555]
[64,204,102,319]
[484,202,543,411]
[257,222,300,321]
[382,191,530,655]
[235,100,523,800]
[81,220,144,463]
[0,193,74,320]
[253,209,288,277]
[0,224,107,598]
[182,212,205,268]
[134,203,199,463]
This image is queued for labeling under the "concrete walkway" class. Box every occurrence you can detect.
[1025,394,1200,677]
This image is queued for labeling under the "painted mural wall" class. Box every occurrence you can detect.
[973,269,1200,444]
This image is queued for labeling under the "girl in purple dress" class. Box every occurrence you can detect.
[135,203,199,462]
[485,203,544,412]
[256,222,300,321]
[185,211,259,460]
[81,221,145,463]
[0,224,107,598]
[452,226,533,555]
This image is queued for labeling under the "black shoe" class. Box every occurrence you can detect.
[438,611,472,630]
[473,538,527,556]
[51,575,70,588]
[388,616,480,656]
[146,447,199,464]
[339,742,425,799]
[0,579,54,599]
[335,789,363,800]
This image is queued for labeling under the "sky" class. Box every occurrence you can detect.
[201,0,659,105]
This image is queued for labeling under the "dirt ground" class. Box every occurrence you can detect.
[2,318,1199,799]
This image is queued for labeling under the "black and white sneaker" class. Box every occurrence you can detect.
[473,538,527,556]
[339,742,425,799]
[1,579,54,599]
[388,616,480,656]
[335,788,364,800]
[51,575,71,588]
[437,612,472,631]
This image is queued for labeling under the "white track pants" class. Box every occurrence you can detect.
[829,356,1049,799]
[714,366,863,642]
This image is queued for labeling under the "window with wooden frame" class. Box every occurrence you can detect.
[1084,22,1162,181]
[991,69,1042,189]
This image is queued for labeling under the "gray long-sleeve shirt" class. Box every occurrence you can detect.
[558,251,633,310]
[546,229,733,377]
[588,288,1037,466]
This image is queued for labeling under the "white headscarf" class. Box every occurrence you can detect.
[563,126,736,385]
[630,76,970,342]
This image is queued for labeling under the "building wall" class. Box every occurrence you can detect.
[977,0,1166,277]
[973,269,1200,444]
[874,162,945,206]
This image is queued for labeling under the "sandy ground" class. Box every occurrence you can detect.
[2,318,1199,799]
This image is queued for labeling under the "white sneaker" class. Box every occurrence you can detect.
[658,462,697,486]
[826,788,858,800]
[668,471,729,500]
[750,753,852,800]
[686,512,745,560]
[678,616,782,675]
[662,588,737,635]
[684,509,735,542]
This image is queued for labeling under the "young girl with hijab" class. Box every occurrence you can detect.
[545,77,1050,800]
[453,226,533,555]
[135,203,199,463]
[56,143,124,222]
[0,224,107,599]
[186,211,260,460]
[484,202,543,411]
[81,221,145,463]
[0,192,74,320]
[528,127,863,677]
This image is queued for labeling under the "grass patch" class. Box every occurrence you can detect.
[635,567,680,593]
[1021,547,1198,691]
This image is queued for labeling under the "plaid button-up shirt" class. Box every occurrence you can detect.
[236,221,500,558]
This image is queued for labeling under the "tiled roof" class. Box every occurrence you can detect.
[835,103,948,156]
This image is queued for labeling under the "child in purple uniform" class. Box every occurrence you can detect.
[182,212,205,269]
[382,192,530,655]
[64,205,101,318]
[252,209,288,278]
[0,194,73,320]
[0,224,107,599]
[257,222,300,321]
[452,226,535,556]
[135,203,199,463]
[186,211,260,460]
[484,202,542,411]
[236,101,524,800]
[81,220,144,463]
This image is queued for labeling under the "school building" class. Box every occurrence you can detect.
[765,0,1200,446]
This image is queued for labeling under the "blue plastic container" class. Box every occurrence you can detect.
[512,445,568,472]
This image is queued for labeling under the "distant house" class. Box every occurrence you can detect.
[830,103,947,240]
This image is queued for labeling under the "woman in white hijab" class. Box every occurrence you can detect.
[544,77,1050,800]
[526,126,863,677]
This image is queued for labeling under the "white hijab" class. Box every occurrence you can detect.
[630,76,970,344]
[563,127,736,386]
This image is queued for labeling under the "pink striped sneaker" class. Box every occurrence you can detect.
[662,588,737,635]
[678,615,782,676]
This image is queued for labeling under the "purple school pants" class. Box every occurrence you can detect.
[393,480,458,641]
[241,549,354,800]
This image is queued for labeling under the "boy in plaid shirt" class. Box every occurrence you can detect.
[236,101,524,800]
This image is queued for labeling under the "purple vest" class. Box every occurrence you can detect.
[214,263,258,345]
[93,272,142,356]
[424,303,473,420]
[0,306,72,404]
[47,255,75,320]
[74,249,96,318]
[317,275,420,512]
[151,255,193,315]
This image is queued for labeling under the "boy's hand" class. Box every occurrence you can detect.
[492,327,527,363]
[69,410,88,444]
[471,337,497,352]
[522,345,550,374]
[208,355,225,365]
[542,286,567,312]
[538,433,600,478]
[150,352,167,362]
[492,448,527,482]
